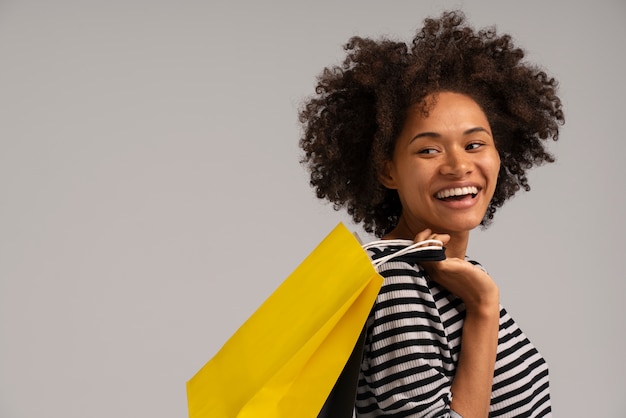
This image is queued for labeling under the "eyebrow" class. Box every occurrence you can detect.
[409,127,491,143]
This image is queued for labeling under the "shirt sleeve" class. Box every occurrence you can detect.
[355,260,462,418]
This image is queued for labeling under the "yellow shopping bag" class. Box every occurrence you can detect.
[186,223,383,418]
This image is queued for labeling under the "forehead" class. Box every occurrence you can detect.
[405,92,489,127]
[407,91,486,119]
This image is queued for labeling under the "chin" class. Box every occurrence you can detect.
[437,217,484,234]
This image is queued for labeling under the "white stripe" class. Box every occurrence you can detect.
[356,250,551,417]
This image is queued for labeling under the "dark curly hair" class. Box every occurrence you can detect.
[299,10,564,238]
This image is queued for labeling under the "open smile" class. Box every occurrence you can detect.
[435,186,479,201]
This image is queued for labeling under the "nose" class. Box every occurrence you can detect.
[440,148,473,177]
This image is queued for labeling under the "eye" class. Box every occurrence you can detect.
[417,147,439,155]
[466,142,483,151]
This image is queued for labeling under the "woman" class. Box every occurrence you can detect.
[299,11,563,418]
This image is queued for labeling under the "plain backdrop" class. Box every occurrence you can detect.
[1,0,625,417]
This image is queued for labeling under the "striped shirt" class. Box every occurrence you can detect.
[355,245,551,417]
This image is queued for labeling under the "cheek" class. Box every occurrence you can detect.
[488,169,501,203]
[491,160,501,184]
[486,152,501,183]
[478,153,501,199]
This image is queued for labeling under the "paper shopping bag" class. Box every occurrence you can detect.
[186,223,383,418]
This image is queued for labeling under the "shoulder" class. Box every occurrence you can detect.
[368,256,442,317]
[367,246,429,288]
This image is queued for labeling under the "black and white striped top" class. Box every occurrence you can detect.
[355,245,551,417]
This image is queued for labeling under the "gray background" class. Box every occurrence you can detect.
[1,0,624,416]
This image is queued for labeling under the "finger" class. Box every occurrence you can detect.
[432,233,450,246]
[414,230,450,247]
[413,229,433,242]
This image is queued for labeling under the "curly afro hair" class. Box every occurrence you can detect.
[299,10,564,238]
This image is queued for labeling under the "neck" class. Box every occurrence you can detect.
[443,232,470,259]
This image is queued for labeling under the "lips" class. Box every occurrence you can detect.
[435,186,479,200]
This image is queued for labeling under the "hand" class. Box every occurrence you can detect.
[413,229,499,315]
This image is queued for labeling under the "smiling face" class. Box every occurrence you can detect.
[380,92,501,238]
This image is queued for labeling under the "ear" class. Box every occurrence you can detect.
[378,160,398,189]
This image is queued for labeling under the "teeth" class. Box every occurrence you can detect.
[436,186,478,199]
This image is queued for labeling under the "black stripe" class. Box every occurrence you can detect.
[490,378,550,416]
[365,351,454,377]
[368,336,453,360]
[356,250,551,416]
